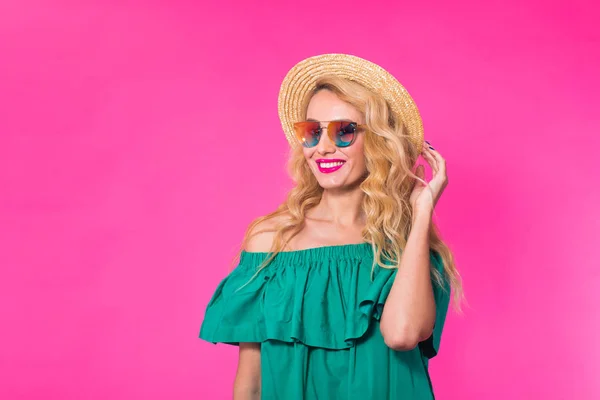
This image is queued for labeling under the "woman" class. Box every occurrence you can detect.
[199,54,462,399]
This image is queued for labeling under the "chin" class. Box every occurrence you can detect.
[315,176,363,190]
[317,181,345,190]
[310,165,364,190]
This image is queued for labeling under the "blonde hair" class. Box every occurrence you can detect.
[238,75,462,308]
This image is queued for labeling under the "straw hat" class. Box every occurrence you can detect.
[277,53,424,154]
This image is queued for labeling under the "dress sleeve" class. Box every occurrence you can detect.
[419,250,452,359]
[198,253,269,345]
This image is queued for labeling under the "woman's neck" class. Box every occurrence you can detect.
[309,188,366,227]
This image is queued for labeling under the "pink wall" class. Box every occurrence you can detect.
[1,0,598,399]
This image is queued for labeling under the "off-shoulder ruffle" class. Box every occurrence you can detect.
[199,243,446,351]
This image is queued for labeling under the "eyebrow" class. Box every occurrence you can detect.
[306,118,353,122]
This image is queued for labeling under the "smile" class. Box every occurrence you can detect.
[316,159,346,174]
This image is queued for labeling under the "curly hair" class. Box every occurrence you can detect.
[237,75,462,308]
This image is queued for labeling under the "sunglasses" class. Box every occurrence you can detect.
[293,120,366,148]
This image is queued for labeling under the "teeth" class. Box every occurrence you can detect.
[319,161,344,168]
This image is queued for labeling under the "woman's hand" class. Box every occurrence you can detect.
[410,141,448,216]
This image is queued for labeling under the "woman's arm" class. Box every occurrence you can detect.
[380,144,448,351]
[379,210,436,351]
[234,342,261,400]
[232,216,279,398]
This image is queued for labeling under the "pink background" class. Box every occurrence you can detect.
[1,0,598,399]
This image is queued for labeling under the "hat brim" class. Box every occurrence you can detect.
[278,53,424,154]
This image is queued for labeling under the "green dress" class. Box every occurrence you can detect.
[199,243,451,399]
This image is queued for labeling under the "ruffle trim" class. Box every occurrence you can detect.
[200,244,442,351]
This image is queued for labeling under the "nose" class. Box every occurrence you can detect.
[315,129,336,155]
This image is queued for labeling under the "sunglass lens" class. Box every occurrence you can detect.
[294,122,321,148]
[331,121,357,147]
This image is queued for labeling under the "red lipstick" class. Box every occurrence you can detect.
[315,159,346,174]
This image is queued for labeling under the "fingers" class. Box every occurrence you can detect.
[422,148,438,174]
[422,140,447,183]
[421,143,438,174]
[429,147,446,178]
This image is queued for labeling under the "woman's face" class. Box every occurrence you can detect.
[303,90,368,190]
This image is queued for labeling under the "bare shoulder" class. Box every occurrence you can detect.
[244,213,289,252]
